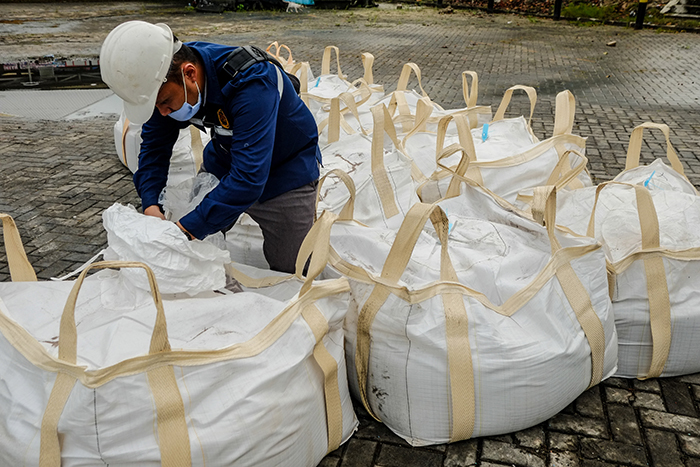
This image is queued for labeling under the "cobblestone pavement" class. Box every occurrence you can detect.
[2,4,700,466]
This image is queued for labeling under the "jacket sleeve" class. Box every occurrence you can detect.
[179,68,280,239]
[133,110,186,210]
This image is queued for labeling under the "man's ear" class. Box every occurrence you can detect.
[182,62,197,82]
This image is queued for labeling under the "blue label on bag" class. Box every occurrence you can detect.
[482,123,489,142]
[643,170,656,188]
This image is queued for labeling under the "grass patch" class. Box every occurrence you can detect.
[562,2,618,22]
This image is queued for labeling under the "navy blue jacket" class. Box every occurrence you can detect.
[134,42,321,239]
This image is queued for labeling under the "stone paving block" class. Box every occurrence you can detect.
[640,409,700,436]
[549,432,579,452]
[549,451,579,467]
[661,380,699,417]
[481,440,545,467]
[580,438,647,466]
[679,434,700,458]
[319,457,341,467]
[341,438,378,467]
[687,458,700,467]
[548,414,608,438]
[645,429,684,467]
[514,426,546,450]
[680,375,700,385]
[579,461,620,467]
[632,391,666,411]
[602,378,632,390]
[604,387,633,405]
[576,386,604,419]
[443,439,478,467]
[607,404,642,445]
[374,445,442,467]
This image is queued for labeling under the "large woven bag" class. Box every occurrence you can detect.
[556,179,700,378]
[113,113,208,188]
[552,122,700,378]
[0,214,357,466]
[299,182,617,445]
[416,91,590,210]
[317,103,419,229]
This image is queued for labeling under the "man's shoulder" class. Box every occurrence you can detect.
[185,42,237,60]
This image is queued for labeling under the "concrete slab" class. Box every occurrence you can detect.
[0,89,119,120]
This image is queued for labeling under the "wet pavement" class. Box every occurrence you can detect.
[2,3,700,466]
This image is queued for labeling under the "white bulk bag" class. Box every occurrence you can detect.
[351,65,491,137]
[301,183,617,445]
[552,122,700,379]
[157,172,270,270]
[556,179,700,378]
[0,222,357,466]
[301,46,383,120]
[417,91,590,208]
[404,85,544,184]
[317,103,419,229]
[613,122,698,195]
[102,203,231,296]
[113,111,210,187]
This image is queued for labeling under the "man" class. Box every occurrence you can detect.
[100,21,320,273]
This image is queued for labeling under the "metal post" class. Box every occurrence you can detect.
[635,0,648,29]
[487,0,494,13]
[553,0,562,20]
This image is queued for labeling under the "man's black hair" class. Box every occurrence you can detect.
[166,36,201,83]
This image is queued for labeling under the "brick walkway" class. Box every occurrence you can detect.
[1,4,700,466]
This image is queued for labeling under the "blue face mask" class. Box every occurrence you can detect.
[169,68,201,122]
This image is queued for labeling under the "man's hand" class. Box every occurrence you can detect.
[144,205,166,220]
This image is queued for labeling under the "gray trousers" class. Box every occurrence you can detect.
[238,181,317,274]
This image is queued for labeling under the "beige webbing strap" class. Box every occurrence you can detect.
[296,211,340,296]
[297,62,310,105]
[321,46,346,80]
[493,85,537,126]
[189,126,204,173]
[624,122,685,175]
[413,96,433,133]
[396,63,428,97]
[370,104,401,219]
[530,186,551,226]
[328,97,341,143]
[224,263,294,288]
[362,52,375,85]
[39,372,78,467]
[429,208,475,441]
[390,91,414,133]
[147,365,192,467]
[315,168,356,222]
[51,261,191,466]
[634,185,672,378]
[0,213,37,281]
[540,187,605,387]
[302,304,344,452]
[552,90,576,136]
[338,90,368,135]
[435,114,475,158]
[544,149,589,191]
[461,71,479,108]
[556,264,606,388]
[266,42,294,69]
[121,117,131,167]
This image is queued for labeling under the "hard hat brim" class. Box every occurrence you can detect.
[122,92,159,125]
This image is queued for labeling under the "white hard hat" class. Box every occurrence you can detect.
[100,21,182,125]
